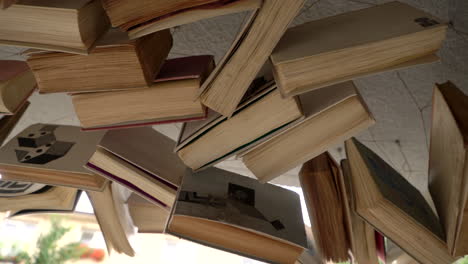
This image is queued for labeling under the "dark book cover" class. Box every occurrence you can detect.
[352,138,445,240]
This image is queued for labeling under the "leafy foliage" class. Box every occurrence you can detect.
[15,218,85,264]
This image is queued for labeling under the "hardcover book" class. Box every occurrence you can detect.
[0,124,107,191]
[177,81,303,171]
[167,167,308,264]
[242,81,375,183]
[0,0,110,54]
[0,60,35,115]
[86,127,186,209]
[270,1,447,97]
[71,55,213,130]
[101,0,262,39]
[199,0,306,117]
[345,138,454,264]
[27,29,173,94]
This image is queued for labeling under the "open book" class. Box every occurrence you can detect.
[167,167,308,264]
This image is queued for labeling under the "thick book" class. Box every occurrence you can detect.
[87,182,136,256]
[242,81,375,183]
[0,124,107,191]
[429,81,468,256]
[199,0,306,117]
[0,60,35,114]
[177,82,303,171]
[101,0,261,39]
[127,193,169,234]
[0,180,80,215]
[166,167,308,264]
[299,153,351,263]
[71,55,213,130]
[0,0,110,54]
[0,0,16,9]
[85,127,186,209]
[345,137,454,264]
[27,29,173,94]
[341,159,380,264]
[0,101,29,145]
[270,2,447,97]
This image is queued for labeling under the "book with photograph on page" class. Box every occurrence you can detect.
[166,167,308,264]
[71,55,213,130]
[242,81,375,183]
[199,0,306,117]
[0,124,107,191]
[100,0,262,39]
[177,80,304,171]
[85,127,186,210]
[27,28,173,94]
[0,60,35,115]
[270,1,447,97]
[0,0,110,54]
[429,81,468,256]
[345,137,454,264]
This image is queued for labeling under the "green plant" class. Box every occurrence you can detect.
[15,218,86,264]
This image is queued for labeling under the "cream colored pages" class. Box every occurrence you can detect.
[271,1,445,64]
[0,124,105,174]
[99,127,186,186]
[238,81,357,157]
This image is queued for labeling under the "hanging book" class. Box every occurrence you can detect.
[27,29,172,94]
[0,124,107,191]
[270,1,447,97]
[167,167,308,264]
[0,0,110,54]
[86,127,186,209]
[71,55,213,130]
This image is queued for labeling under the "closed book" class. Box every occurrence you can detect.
[270,2,447,97]
[101,0,261,39]
[167,167,308,264]
[199,0,306,117]
[0,101,29,146]
[86,127,186,210]
[0,124,107,191]
[71,55,213,130]
[0,60,35,114]
[0,0,110,54]
[27,29,173,94]
[177,81,303,171]
[242,81,375,183]
[299,153,351,263]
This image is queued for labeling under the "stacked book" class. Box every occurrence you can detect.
[0,0,460,263]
